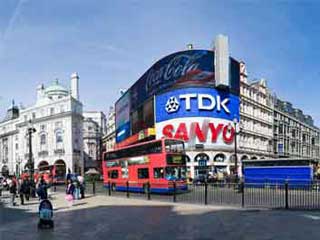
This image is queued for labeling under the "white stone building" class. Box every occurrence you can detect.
[0,73,84,178]
[83,111,106,172]
[238,62,274,160]
[103,106,116,152]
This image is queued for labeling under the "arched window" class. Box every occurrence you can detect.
[194,153,210,162]
[241,155,249,161]
[214,153,226,162]
[251,156,258,160]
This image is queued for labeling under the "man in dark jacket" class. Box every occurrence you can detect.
[18,179,26,205]
[24,178,31,201]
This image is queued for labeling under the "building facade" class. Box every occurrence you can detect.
[0,73,84,177]
[238,62,274,160]
[104,37,320,179]
[83,111,106,172]
[103,106,116,152]
[273,98,320,160]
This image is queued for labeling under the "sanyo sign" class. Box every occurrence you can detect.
[156,87,239,123]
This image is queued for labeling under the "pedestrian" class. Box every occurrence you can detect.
[73,179,80,200]
[24,177,31,201]
[18,178,26,205]
[65,179,75,207]
[78,175,85,199]
[37,177,48,200]
[9,178,17,206]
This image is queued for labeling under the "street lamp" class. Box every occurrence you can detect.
[232,117,242,183]
[27,120,36,192]
[232,118,238,183]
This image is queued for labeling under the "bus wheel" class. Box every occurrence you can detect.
[111,183,116,191]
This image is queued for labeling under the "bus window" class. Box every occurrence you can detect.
[138,168,149,179]
[165,140,184,153]
[121,161,129,178]
[165,166,186,180]
[108,170,118,179]
[154,168,164,179]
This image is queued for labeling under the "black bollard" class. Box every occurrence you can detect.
[92,181,96,195]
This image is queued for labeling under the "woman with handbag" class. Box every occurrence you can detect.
[65,179,75,207]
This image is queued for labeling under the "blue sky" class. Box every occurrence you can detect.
[0,0,319,125]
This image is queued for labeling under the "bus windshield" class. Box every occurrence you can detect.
[165,139,185,153]
[165,166,186,180]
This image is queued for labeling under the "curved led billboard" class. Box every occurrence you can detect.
[115,49,240,144]
[155,87,240,149]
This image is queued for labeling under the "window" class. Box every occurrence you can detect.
[50,107,55,115]
[40,134,46,145]
[15,143,18,150]
[60,105,64,113]
[165,167,186,180]
[105,140,162,160]
[56,131,63,143]
[153,168,164,179]
[108,170,118,179]
[165,140,185,153]
[121,161,129,178]
[32,112,36,119]
[138,168,149,179]
[214,154,226,162]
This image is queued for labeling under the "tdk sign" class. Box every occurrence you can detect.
[156,87,239,123]
[165,94,230,113]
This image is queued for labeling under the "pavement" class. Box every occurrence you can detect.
[1,190,320,240]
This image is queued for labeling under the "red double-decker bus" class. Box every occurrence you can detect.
[102,138,188,193]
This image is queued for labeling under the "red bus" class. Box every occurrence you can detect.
[21,163,66,184]
[102,138,188,193]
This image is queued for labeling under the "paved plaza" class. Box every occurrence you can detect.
[1,191,320,240]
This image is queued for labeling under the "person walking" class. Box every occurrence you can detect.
[65,179,75,207]
[9,178,17,206]
[78,175,85,199]
[18,178,26,205]
[37,177,48,200]
[24,177,31,201]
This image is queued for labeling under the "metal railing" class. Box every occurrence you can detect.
[87,181,320,210]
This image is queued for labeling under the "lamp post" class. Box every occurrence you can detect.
[27,120,36,193]
[233,118,238,183]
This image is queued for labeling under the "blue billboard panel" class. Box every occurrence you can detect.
[155,87,240,123]
[116,122,131,143]
[115,91,130,128]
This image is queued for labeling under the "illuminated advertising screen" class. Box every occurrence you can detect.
[115,91,131,143]
[155,87,240,149]
[115,49,240,144]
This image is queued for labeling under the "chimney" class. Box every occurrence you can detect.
[214,34,230,88]
[71,72,79,100]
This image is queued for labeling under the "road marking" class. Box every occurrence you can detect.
[302,214,320,220]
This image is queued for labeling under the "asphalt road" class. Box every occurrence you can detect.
[1,191,320,240]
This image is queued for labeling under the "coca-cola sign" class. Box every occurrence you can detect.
[129,50,215,110]
[145,53,205,94]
